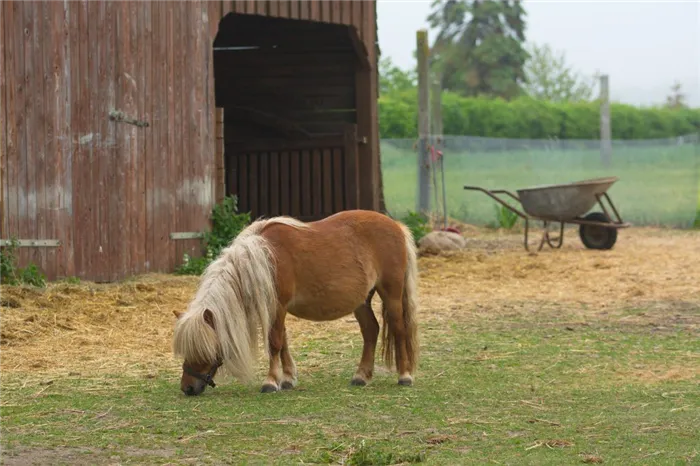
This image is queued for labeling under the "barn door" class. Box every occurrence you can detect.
[225,124,360,221]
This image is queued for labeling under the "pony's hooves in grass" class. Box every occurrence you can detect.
[260,383,279,393]
[398,377,413,387]
[350,378,367,387]
[280,381,295,390]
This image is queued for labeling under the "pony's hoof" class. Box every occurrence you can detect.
[350,378,367,387]
[261,383,279,393]
[280,381,295,390]
[398,377,413,387]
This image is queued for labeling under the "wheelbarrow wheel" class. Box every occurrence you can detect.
[579,212,617,250]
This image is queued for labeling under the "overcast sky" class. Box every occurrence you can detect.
[376,0,700,107]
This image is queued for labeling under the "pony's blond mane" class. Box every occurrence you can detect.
[172,216,310,382]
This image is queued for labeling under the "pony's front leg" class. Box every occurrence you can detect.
[261,312,286,393]
[280,333,298,390]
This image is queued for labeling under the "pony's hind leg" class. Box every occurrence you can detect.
[378,284,414,386]
[280,333,298,390]
[350,291,379,386]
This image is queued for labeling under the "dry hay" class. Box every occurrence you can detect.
[1,226,699,378]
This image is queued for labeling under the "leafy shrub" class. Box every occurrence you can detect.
[1,238,46,287]
[401,211,432,245]
[378,90,700,140]
[175,195,251,276]
[492,204,520,230]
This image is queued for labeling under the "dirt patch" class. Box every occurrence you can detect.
[0,446,175,466]
[1,227,698,377]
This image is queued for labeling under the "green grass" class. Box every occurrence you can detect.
[381,139,700,228]
[2,308,698,465]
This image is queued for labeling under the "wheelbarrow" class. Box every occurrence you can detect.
[464,177,631,252]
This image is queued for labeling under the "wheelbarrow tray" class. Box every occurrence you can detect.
[516,177,619,222]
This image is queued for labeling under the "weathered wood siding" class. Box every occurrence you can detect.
[0,0,379,282]
[1,1,217,282]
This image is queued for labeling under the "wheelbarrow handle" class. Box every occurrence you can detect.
[463,185,529,220]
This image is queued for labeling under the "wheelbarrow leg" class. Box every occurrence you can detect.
[545,222,565,249]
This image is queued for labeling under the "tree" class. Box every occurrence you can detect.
[665,81,687,110]
[379,57,416,95]
[522,42,597,102]
[427,0,529,100]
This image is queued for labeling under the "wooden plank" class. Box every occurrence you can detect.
[290,150,300,217]
[216,108,225,203]
[54,3,75,278]
[268,0,278,17]
[221,61,355,79]
[309,0,320,21]
[269,152,280,216]
[3,2,18,249]
[312,149,323,217]
[322,149,333,215]
[108,2,133,281]
[135,0,147,275]
[147,1,160,272]
[218,49,355,66]
[165,3,177,272]
[62,1,77,278]
[255,0,267,16]
[341,0,352,25]
[155,1,169,272]
[331,1,341,24]
[226,153,238,200]
[259,151,269,217]
[226,137,344,154]
[343,125,359,209]
[245,0,256,15]
[174,1,186,269]
[143,0,153,272]
[332,148,344,211]
[320,0,330,22]
[221,88,356,111]
[221,75,355,90]
[298,0,309,20]
[300,150,311,217]
[248,152,259,219]
[15,2,31,274]
[289,1,300,20]
[0,2,4,238]
[104,1,119,281]
[25,1,42,272]
[279,151,290,215]
[83,0,96,278]
[238,153,249,215]
[352,0,362,35]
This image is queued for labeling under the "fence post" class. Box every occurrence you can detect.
[431,74,447,229]
[416,29,431,214]
[600,74,612,167]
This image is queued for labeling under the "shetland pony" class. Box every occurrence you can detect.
[172,209,419,396]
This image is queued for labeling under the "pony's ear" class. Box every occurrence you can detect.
[173,310,184,319]
[203,309,215,329]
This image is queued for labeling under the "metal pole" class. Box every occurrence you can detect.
[416,29,431,214]
[600,74,612,167]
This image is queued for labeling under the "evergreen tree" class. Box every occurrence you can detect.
[428,0,529,99]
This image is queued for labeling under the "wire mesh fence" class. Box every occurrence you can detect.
[380,133,700,228]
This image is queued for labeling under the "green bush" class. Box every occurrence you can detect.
[401,211,432,245]
[378,90,700,140]
[1,238,46,287]
[175,195,251,276]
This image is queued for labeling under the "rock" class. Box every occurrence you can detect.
[418,230,468,255]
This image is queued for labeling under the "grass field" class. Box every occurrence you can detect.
[380,138,699,228]
[1,226,699,465]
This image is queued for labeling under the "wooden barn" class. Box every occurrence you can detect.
[0,0,382,282]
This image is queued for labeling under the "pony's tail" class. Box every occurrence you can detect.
[381,223,420,373]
